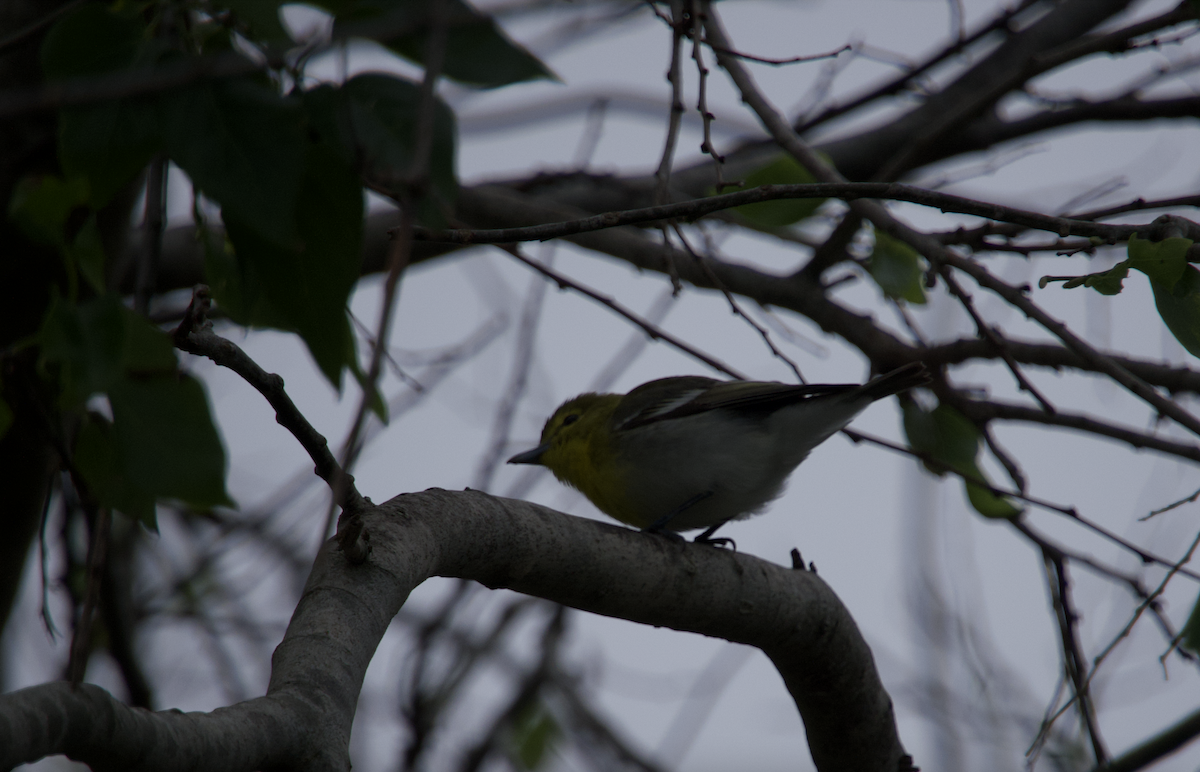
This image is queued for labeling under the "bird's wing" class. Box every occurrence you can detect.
[614,377,853,431]
[613,376,716,430]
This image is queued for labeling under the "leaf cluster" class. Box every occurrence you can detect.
[4,0,553,525]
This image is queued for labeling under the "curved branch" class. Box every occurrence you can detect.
[172,287,365,511]
[0,490,912,772]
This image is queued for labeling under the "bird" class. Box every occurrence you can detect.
[507,362,930,545]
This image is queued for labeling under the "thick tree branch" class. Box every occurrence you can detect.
[0,490,911,772]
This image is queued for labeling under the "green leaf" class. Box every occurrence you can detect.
[338,73,458,221]
[1181,589,1200,656]
[1083,262,1130,296]
[107,375,232,509]
[733,155,826,227]
[0,394,12,441]
[69,215,107,293]
[332,0,555,89]
[1039,262,1129,296]
[510,703,560,771]
[902,402,1022,520]
[42,3,161,208]
[75,414,158,526]
[38,295,178,408]
[59,100,160,209]
[964,474,1023,519]
[1152,265,1200,359]
[40,3,143,81]
[867,232,927,304]
[1127,233,1192,292]
[7,174,90,247]
[219,0,291,40]
[222,142,363,387]
[163,79,305,247]
[43,295,230,522]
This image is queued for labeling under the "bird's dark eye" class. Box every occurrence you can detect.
[562,413,580,427]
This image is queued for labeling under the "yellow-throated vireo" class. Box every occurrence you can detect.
[508,362,929,545]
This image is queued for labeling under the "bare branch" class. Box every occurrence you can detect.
[502,244,748,379]
[414,182,1200,245]
[172,287,364,511]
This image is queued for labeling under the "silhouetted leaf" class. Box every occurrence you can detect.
[734,155,826,227]
[7,174,90,247]
[42,3,162,207]
[1127,233,1191,291]
[75,415,157,526]
[340,73,457,221]
[1152,264,1200,359]
[107,375,232,509]
[903,402,1022,520]
[220,0,291,40]
[40,2,142,81]
[510,703,560,771]
[332,0,555,88]
[868,232,927,304]
[222,142,363,387]
[0,395,11,441]
[37,295,177,408]
[164,79,305,247]
[1182,590,1200,656]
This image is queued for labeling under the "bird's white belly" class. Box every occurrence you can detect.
[617,415,803,531]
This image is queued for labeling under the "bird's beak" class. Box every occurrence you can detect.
[507,443,550,465]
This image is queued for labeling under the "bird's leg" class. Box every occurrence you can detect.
[643,491,712,539]
[692,519,736,550]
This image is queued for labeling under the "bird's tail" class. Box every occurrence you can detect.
[856,362,931,401]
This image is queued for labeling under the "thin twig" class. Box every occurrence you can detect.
[329,0,451,538]
[473,245,554,491]
[652,0,687,206]
[700,0,1200,439]
[691,1,725,187]
[843,426,1200,581]
[67,508,110,686]
[702,41,851,66]
[135,155,167,316]
[1046,554,1109,765]
[944,252,1200,439]
[980,422,1027,493]
[938,267,1056,413]
[1034,530,1200,760]
[172,286,363,510]
[1090,530,1200,695]
[1140,485,1200,521]
[502,244,748,379]
[38,476,60,640]
[795,0,1040,133]
[672,223,805,382]
[1072,193,1200,222]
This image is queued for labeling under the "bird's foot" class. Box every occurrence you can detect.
[694,534,737,551]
